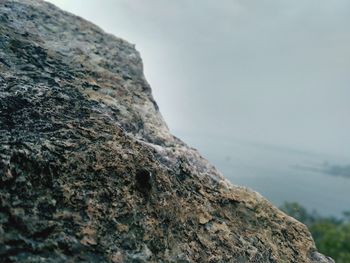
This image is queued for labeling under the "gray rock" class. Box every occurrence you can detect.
[0,0,334,262]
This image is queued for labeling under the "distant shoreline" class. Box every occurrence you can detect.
[293,163,350,179]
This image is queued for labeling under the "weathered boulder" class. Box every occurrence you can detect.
[0,1,334,262]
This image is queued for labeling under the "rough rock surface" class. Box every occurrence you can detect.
[0,1,334,262]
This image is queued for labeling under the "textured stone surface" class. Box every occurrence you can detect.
[0,1,334,262]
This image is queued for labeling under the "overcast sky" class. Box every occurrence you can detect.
[47,0,350,158]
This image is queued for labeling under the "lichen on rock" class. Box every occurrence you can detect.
[0,0,334,262]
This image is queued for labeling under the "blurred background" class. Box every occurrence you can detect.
[47,0,350,259]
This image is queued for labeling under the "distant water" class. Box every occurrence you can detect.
[176,132,350,218]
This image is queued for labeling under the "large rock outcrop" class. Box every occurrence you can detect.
[0,1,334,262]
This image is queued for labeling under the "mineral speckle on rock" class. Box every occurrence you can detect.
[0,0,334,262]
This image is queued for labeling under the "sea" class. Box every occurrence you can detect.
[176,132,350,218]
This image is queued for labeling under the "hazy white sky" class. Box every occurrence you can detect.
[47,0,350,157]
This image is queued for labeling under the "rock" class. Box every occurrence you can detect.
[0,0,334,262]
[198,211,213,225]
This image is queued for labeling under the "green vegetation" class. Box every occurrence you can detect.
[280,202,350,263]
